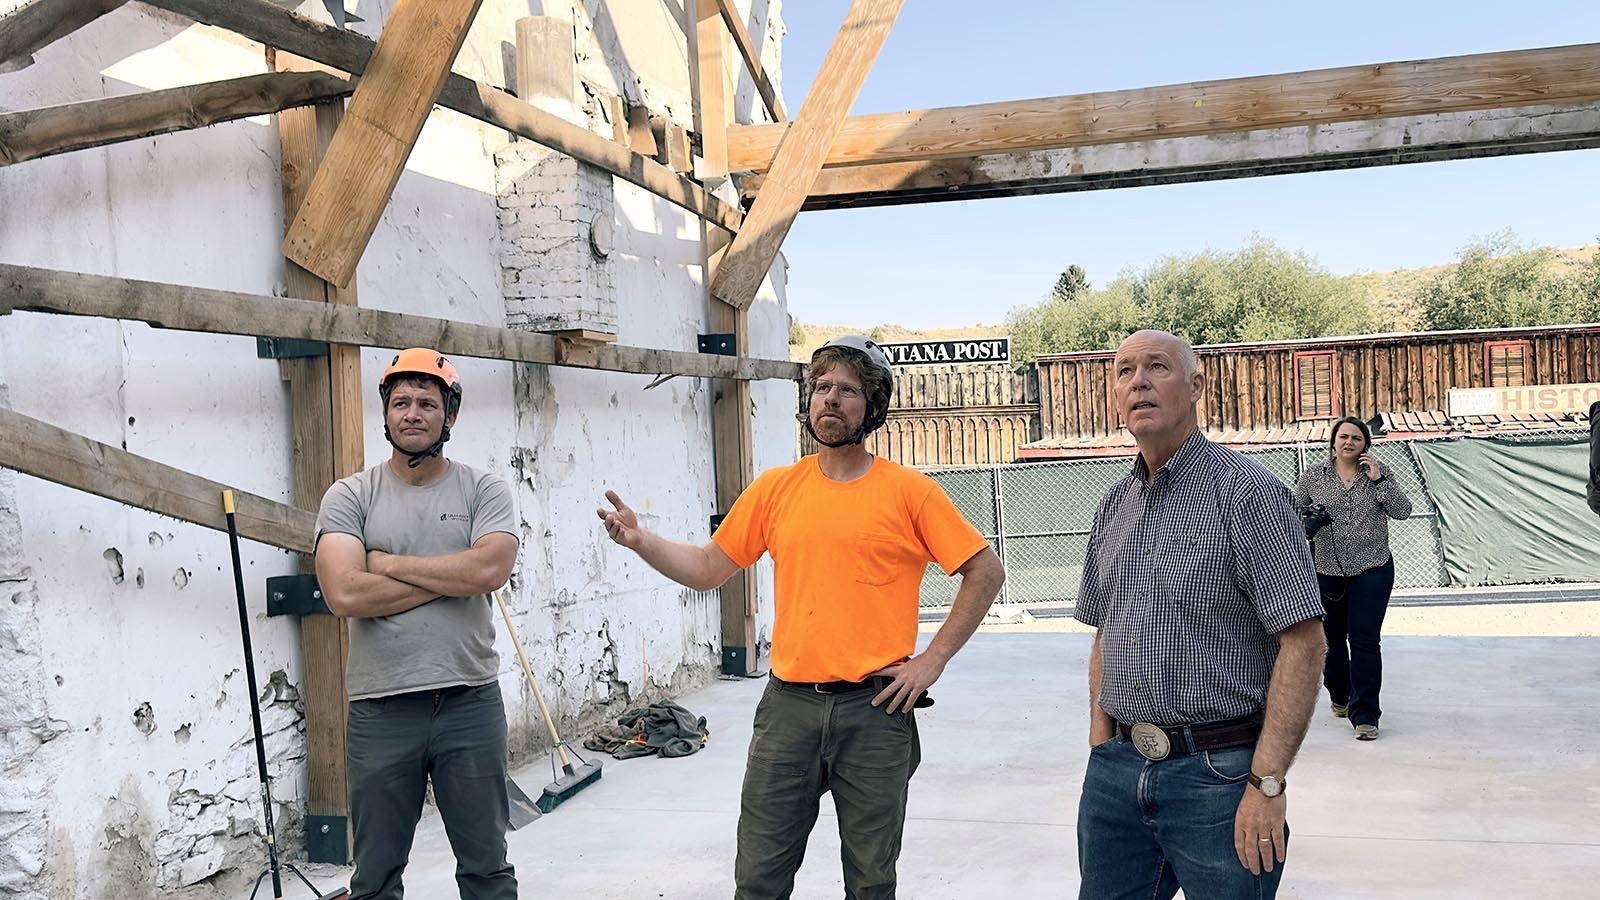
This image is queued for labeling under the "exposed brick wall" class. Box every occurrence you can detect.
[495,144,616,335]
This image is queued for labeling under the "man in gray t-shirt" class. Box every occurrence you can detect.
[314,348,519,900]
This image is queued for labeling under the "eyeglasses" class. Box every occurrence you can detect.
[811,380,863,400]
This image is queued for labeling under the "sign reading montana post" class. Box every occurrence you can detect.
[878,338,1010,367]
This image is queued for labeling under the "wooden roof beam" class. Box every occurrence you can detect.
[726,42,1600,173]
[0,71,352,166]
[139,0,742,233]
[0,263,804,382]
[0,0,128,71]
[710,0,904,310]
[281,0,484,287]
[742,101,1600,211]
[713,0,785,122]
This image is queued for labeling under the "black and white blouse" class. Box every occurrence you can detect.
[1293,458,1413,577]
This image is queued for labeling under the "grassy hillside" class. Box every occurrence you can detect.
[790,244,1600,360]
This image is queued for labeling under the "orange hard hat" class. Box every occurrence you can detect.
[379,348,462,414]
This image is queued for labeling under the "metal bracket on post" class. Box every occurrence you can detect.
[709,513,726,534]
[266,574,333,617]
[305,814,349,864]
[698,333,736,356]
[256,337,330,359]
[721,645,748,676]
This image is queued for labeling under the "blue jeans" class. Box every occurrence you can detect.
[1077,735,1286,900]
[1318,558,1395,727]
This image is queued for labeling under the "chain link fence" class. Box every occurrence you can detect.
[917,439,1467,609]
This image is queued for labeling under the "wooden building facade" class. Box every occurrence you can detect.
[1024,324,1600,458]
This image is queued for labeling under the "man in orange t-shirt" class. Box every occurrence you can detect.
[598,336,1004,900]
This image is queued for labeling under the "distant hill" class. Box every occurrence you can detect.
[790,244,1600,360]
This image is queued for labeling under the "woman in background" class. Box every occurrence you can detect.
[1294,416,1413,741]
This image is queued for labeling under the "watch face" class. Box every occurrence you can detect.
[1259,776,1284,797]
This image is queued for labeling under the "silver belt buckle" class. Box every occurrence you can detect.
[1130,722,1172,760]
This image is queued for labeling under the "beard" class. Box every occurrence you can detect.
[810,410,860,443]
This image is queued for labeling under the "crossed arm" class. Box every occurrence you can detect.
[315,531,519,618]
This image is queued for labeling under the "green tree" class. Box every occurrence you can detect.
[1413,231,1597,330]
[1007,237,1377,364]
[1051,265,1090,303]
[788,318,806,346]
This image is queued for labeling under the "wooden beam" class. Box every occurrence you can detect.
[749,101,1600,210]
[693,0,729,179]
[713,0,785,122]
[0,71,352,166]
[626,104,659,157]
[0,406,315,554]
[657,117,693,174]
[0,264,805,382]
[726,42,1600,173]
[710,0,904,309]
[0,0,127,71]
[273,46,357,864]
[140,0,742,233]
[282,0,483,286]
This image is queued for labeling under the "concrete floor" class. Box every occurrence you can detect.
[276,626,1600,899]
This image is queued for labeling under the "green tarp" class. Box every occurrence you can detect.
[1411,437,1600,585]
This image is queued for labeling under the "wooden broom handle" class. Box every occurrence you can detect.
[494,590,571,764]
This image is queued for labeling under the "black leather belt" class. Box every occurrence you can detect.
[772,675,933,708]
[1117,715,1262,760]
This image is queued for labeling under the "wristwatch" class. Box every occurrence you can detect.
[1248,772,1286,797]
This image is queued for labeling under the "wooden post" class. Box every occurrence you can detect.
[690,0,758,675]
[693,0,729,179]
[705,225,759,675]
[273,47,363,864]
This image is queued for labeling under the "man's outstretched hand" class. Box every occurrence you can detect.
[597,490,644,550]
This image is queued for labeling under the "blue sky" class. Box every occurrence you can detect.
[774,1,1600,328]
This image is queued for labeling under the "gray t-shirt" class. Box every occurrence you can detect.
[314,460,518,701]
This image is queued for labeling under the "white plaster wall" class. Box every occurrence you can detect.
[0,0,791,896]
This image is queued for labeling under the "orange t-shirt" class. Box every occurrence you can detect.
[712,455,991,682]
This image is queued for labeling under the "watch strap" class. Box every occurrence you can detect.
[1248,772,1286,795]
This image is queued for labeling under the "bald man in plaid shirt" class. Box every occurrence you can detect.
[1074,330,1327,900]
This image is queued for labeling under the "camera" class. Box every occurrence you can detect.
[1301,504,1333,538]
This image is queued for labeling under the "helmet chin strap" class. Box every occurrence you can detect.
[384,424,452,468]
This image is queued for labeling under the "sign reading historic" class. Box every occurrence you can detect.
[1447,382,1600,417]
[878,337,1010,366]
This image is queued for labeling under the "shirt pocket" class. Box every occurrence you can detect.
[855,535,902,586]
[1158,527,1231,595]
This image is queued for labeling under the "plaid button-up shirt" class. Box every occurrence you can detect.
[1075,430,1324,726]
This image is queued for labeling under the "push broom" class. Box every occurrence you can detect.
[222,490,349,900]
[493,590,602,812]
